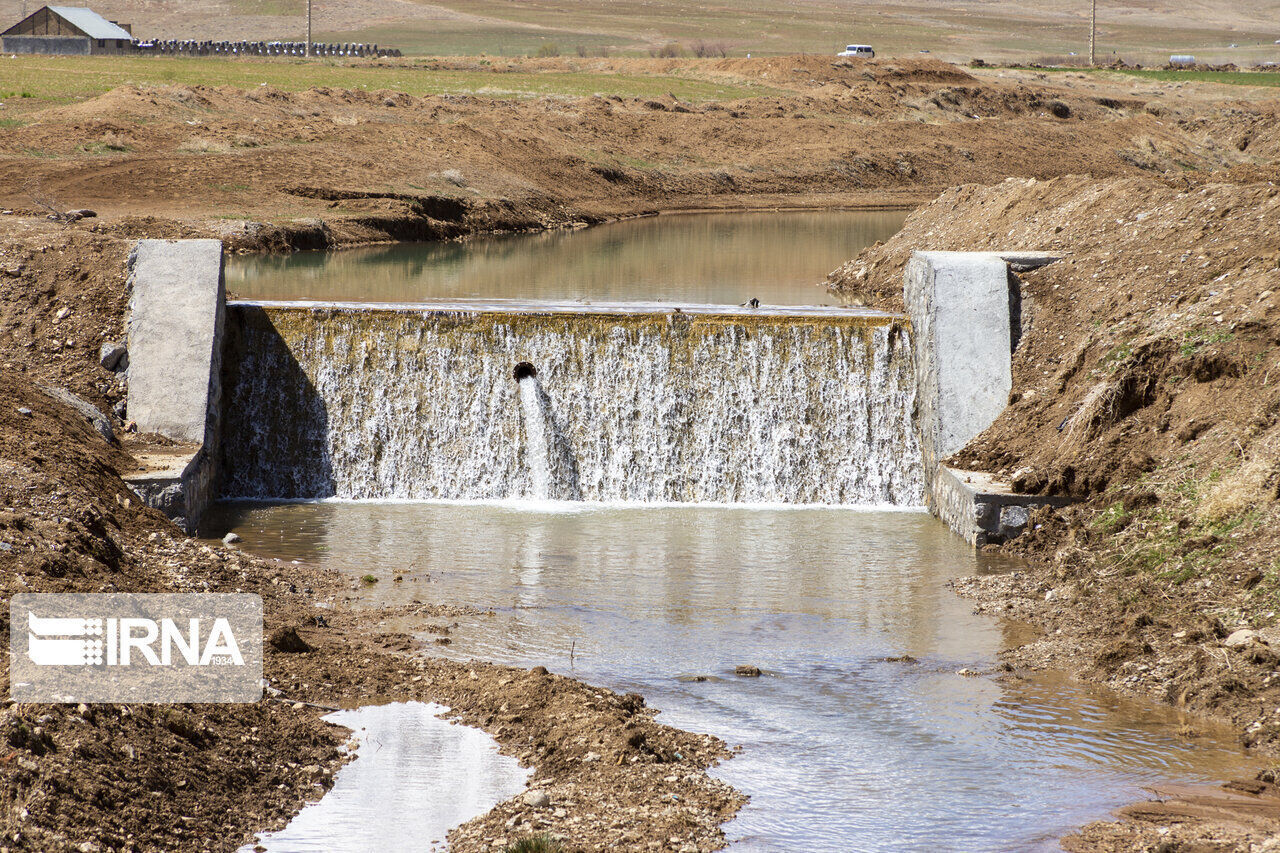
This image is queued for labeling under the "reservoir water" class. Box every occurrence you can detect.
[224,210,907,306]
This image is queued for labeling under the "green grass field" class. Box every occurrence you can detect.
[0,55,785,107]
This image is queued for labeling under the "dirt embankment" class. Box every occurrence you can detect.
[829,172,1280,847]
[2,57,1278,249]
[0,221,743,851]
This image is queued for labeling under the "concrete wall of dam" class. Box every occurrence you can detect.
[119,238,1073,545]
[218,301,923,505]
[122,239,226,533]
[905,249,1068,545]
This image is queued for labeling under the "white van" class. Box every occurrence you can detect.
[838,44,874,58]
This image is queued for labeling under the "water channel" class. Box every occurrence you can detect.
[219,211,1260,851]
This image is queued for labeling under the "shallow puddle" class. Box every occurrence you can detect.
[212,502,1261,851]
[243,701,529,853]
[224,210,907,306]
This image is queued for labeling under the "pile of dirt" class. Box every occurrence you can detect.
[3,57,1277,250]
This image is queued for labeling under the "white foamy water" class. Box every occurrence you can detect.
[243,702,529,853]
[517,376,551,500]
[220,305,922,505]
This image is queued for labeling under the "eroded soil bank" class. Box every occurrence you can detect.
[3,55,1280,851]
[3,56,1279,251]
[830,171,1280,849]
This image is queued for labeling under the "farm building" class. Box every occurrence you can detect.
[2,6,134,54]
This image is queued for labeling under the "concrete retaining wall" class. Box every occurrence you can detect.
[905,250,1068,545]
[124,451,217,536]
[124,239,225,533]
[932,466,1072,546]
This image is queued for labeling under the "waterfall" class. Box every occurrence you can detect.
[220,303,924,506]
[516,368,581,502]
[517,376,553,500]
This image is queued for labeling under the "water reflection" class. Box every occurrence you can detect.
[224,211,907,306]
[245,702,529,853]
[210,502,1259,851]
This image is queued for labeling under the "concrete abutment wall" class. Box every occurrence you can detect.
[905,249,1068,545]
[123,239,226,533]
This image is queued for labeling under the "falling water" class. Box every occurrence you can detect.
[220,302,923,506]
[516,374,552,500]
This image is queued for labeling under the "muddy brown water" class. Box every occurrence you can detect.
[224,210,907,306]
[209,502,1262,852]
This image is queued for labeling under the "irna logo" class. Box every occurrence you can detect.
[11,593,262,703]
[26,612,245,667]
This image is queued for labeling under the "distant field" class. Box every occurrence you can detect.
[0,0,1276,62]
[0,55,784,107]
[297,0,1280,64]
[1021,65,1280,89]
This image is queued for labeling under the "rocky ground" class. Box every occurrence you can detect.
[2,55,1280,851]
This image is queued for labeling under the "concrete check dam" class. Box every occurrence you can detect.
[217,301,924,506]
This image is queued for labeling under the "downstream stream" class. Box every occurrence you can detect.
[216,502,1258,852]
[220,212,1260,851]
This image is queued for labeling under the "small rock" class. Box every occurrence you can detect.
[582,751,601,763]
[1225,629,1261,649]
[291,702,306,711]
[98,342,127,372]
[38,385,115,444]
[522,789,551,808]
[957,668,980,677]
[16,407,31,416]
[222,532,242,545]
[66,209,97,219]
[734,665,762,677]
[54,307,69,322]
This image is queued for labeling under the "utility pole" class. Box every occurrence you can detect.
[305,0,312,57]
[1089,0,1097,66]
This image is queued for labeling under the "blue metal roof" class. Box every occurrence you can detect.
[45,6,133,40]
